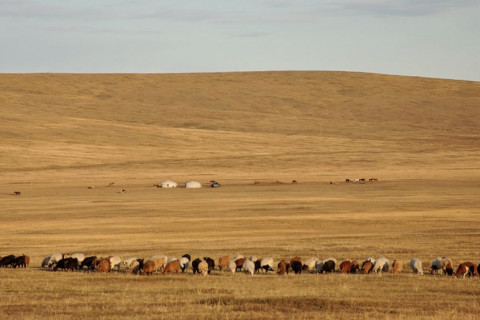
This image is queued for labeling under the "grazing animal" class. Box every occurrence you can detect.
[339,260,354,273]
[227,260,237,274]
[260,257,275,273]
[392,260,403,274]
[218,256,230,271]
[80,256,97,271]
[455,262,478,278]
[12,255,29,268]
[243,260,255,276]
[179,257,190,273]
[198,261,209,276]
[48,253,64,268]
[128,259,143,275]
[350,260,360,273]
[0,255,16,268]
[141,260,155,276]
[430,257,443,274]
[441,257,454,276]
[291,260,303,274]
[303,257,320,273]
[108,182,115,187]
[373,257,389,273]
[192,258,202,274]
[235,258,246,272]
[410,258,424,275]
[249,256,258,262]
[121,189,126,194]
[123,257,139,269]
[106,256,122,271]
[41,256,51,269]
[321,259,336,273]
[182,254,191,262]
[163,260,180,274]
[277,260,290,275]
[54,258,79,272]
[203,257,215,274]
[315,261,324,273]
[14,191,21,195]
[151,255,168,272]
[361,261,374,274]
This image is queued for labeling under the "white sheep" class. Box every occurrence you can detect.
[248,256,258,262]
[260,257,275,273]
[179,257,190,273]
[227,260,236,274]
[123,257,139,269]
[303,257,320,273]
[48,253,64,267]
[243,260,255,276]
[108,256,122,271]
[410,258,424,275]
[373,257,389,273]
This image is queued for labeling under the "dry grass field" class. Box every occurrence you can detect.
[0,71,479,319]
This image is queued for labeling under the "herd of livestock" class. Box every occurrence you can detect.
[1,253,479,278]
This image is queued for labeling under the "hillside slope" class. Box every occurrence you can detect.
[0,71,479,183]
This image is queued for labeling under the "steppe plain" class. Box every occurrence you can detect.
[0,72,479,319]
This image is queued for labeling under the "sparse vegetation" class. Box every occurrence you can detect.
[0,72,479,319]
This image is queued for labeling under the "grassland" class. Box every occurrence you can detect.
[0,71,479,319]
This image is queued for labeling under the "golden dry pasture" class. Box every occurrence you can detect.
[0,72,479,319]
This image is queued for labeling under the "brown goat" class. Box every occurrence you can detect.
[235,258,246,272]
[218,256,229,271]
[95,259,111,273]
[163,260,180,274]
[339,260,353,273]
[277,260,290,275]
[141,260,156,276]
[361,260,374,274]
[392,260,403,274]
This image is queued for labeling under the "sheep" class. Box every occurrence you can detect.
[430,257,443,274]
[302,257,320,273]
[339,260,353,273]
[235,258,246,272]
[41,256,51,269]
[151,255,168,272]
[128,259,143,275]
[227,260,236,274]
[106,256,122,271]
[192,258,202,274]
[455,262,478,278]
[321,259,336,273]
[410,258,423,275]
[48,253,64,268]
[259,257,275,273]
[218,256,229,271]
[361,260,374,274]
[203,257,215,274]
[277,260,290,275]
[141,260,156,276]
[243,260,255,276]
[123,257,139,270]
[95,258,111,273]
[392,260,403,274]
[198,261,209,276]
[315,261,324,274]
[373,257,389,274]
[248,256,258,262]
[441,257,454,276]
[291,261,303,274]
[179,257,190,273]
[163,260,180,274]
